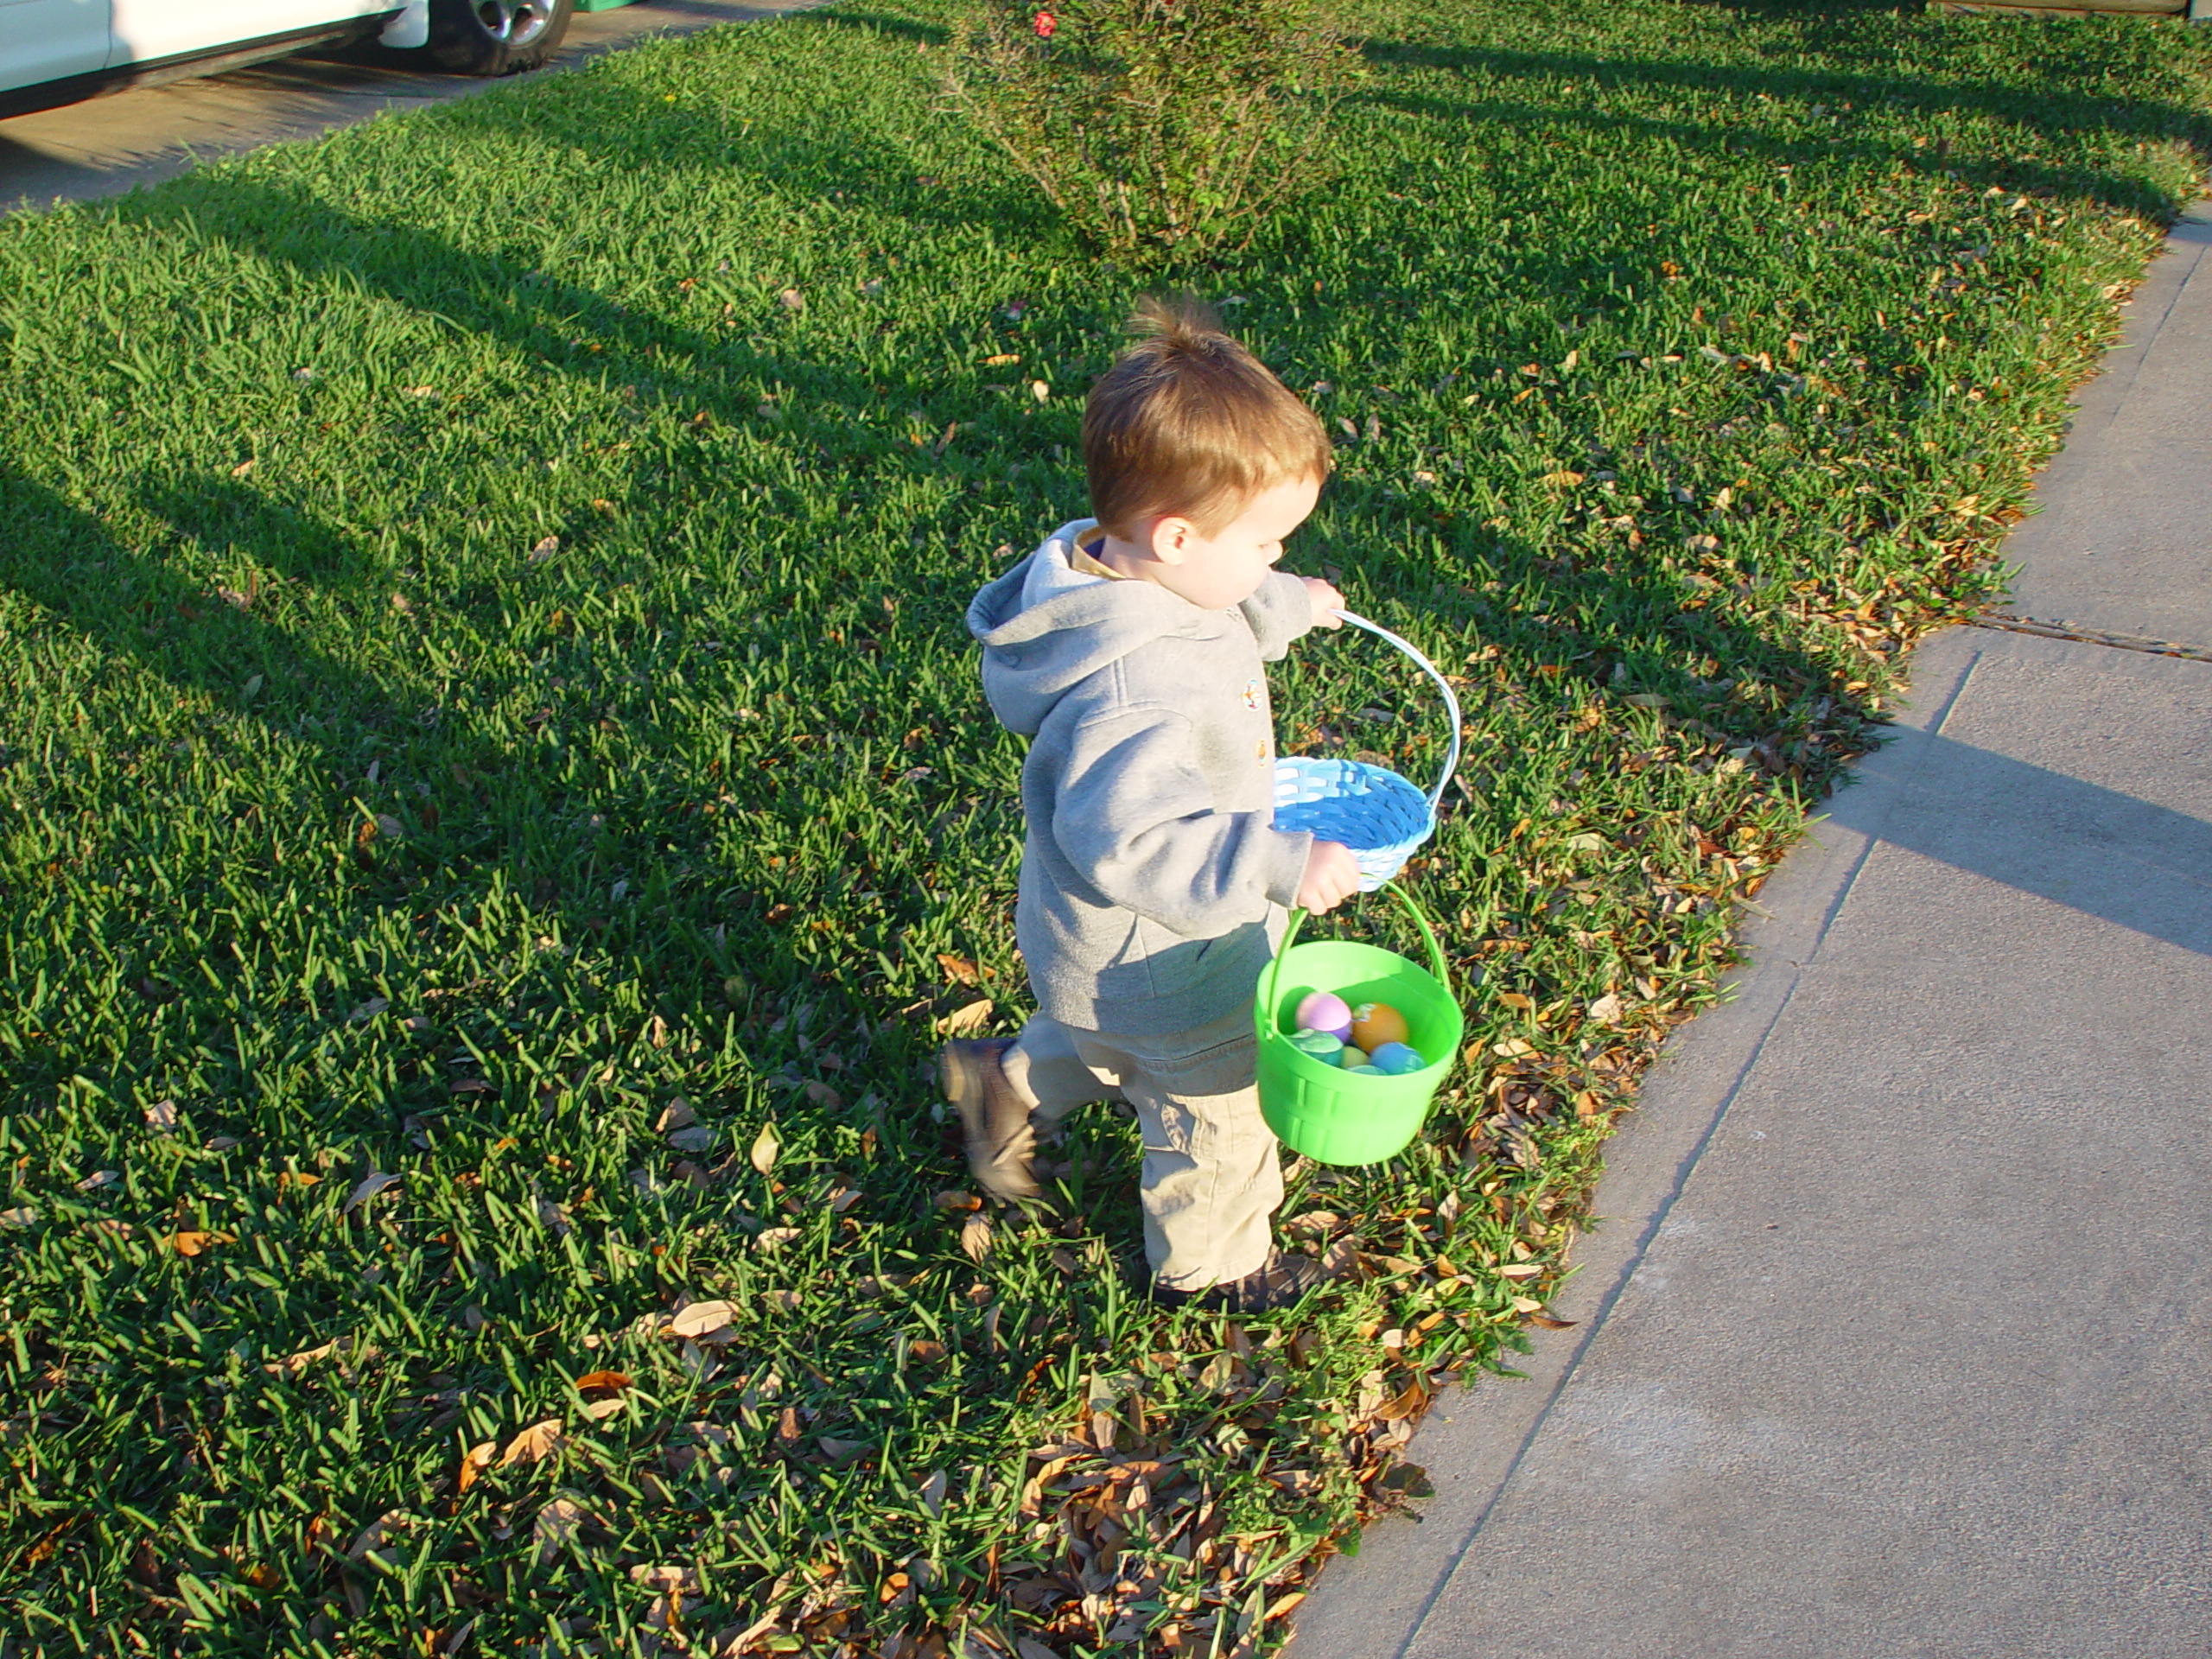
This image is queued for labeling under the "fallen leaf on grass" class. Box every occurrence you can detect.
[934,1189,981,1212]
[500,1419,566,1466]
[346,1511,404,1562]
[919,1469,948,1518]
[906,1339,946,1364]
[818,1435,871,1465]
[804,1080,843,1109]
[937,1000,993,1037]
[263,1339,340,1378]
[343,1171,401,1214]
[755,1227,802,1251]
[533,1495,585,1562]
[669,1301,737,1338]
[0,1207,36,1230]
[1496,1263,1543,1281]
[1586,993,1624,1025]
[958,1213,993,1262]
[529,536,560,562]
[349,996,390,1022]
[936,953,995,987]
[658,1101,698,1135]
[582,1398,626,1422]
[575,1370,631,1395]
[779,288,804,311]
[160,1230,236,1258]
[630,1564,700,1593]
[457,1441,495,1495]
[982,353,1020,367]
[1526,1312,1579,1330]
[143,1100,177,1133]
[75,1170,118,1192]
[750,1125,779,1175]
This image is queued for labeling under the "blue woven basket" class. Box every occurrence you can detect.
[1274,612,1462,891]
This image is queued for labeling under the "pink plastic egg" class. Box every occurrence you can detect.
[1295,991,1353,1040]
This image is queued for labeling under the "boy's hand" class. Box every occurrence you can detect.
[1296,840,1363,914]
[1301,577,1346,628]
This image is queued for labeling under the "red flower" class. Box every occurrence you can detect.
[1033,10,1056,35]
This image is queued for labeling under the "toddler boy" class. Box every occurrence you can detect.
[941,297,1362,1313]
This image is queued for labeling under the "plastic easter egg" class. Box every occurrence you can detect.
[1294,991,1353,1041]
[1350,1001,1409,1052]
[1336,1046,1369,1071]
[1368,1041,1425,1076]
[1346,1065,1385,1076]
[1290,1028,1344,1064]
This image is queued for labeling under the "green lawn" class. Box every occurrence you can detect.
[1,3,2205,1654]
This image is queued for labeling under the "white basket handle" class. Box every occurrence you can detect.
[1330,611,1462,812]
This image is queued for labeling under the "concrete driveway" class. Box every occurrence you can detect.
[0,0,817,216]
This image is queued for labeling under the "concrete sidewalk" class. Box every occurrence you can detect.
[1290,204,2212,1659]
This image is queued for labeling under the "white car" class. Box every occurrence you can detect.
[1,0,575,118]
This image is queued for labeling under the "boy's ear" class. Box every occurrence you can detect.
[1147,515,1197,566]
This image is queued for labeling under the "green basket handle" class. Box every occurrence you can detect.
[1262,880,1453,1026]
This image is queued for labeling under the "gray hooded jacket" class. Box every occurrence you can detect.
[966,518,1318,1036]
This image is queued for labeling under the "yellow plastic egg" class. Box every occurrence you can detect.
[1350,1001,1409,1052]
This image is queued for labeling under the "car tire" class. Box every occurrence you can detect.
[425,0,575,75]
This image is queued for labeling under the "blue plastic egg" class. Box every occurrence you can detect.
[1368,1041,1426,1076]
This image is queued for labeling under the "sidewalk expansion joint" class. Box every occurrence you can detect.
[1967,613,2212,665]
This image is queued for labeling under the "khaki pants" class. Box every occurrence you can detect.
[1000,1007,1283,1293]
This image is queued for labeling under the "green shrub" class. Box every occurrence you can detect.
[946,0,1359,267]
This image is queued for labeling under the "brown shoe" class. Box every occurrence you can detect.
[938,1038,1040,1203]
[1152,1248,1324,1315]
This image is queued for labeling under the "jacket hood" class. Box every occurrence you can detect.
[965,519,1223,737]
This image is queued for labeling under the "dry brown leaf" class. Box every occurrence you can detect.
[937,999,993,1037]
[529,535,561,563]
[657,1102,698,1135]
[958,1212,993,1262]
[264,1339,339,1378]
[1375,1381,1427,1422]
[982,353,1020,367]
[143,1100,178,1133]
[1540,469,1586,488]
[500,1418,566,1466]
[934,1189,981,1212]
[1527,1312,1579,1330]
[533,1494,585,1562]
[749,1125,779,1176]
[755,1226,802,1251]
[907,1339,946,1364]
[342,1170,401,1214]
[456,1440,495,1495]
[346,1510,403,1562]
[804,1079,843,1109]
[631,1563,700,1592]
[162,1230,236,1257]
[669,1300,737,1338]
[1586,992,1625,1025]
[1497,1263,1543,1281]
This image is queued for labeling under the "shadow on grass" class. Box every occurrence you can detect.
[1351,37,2212,219]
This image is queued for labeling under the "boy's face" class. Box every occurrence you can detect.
[1135,474,1323,611]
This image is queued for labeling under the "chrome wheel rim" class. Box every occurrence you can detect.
[474,0,557,46]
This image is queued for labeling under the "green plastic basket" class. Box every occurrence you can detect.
[1254,882,1464,1166]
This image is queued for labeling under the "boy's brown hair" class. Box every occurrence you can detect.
[1082,296,1332,541]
